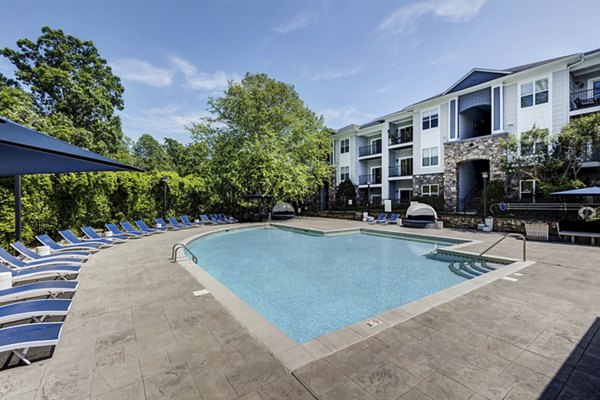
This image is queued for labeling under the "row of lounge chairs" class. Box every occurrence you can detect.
[367,213,399,225]
[0,236,87,368]
[0,213,238,368]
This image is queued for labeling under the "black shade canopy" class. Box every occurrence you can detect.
[0,118,142,176]
[1,116,142,241]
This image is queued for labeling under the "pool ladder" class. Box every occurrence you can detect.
[170,243,197,263]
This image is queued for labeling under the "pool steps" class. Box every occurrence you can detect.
[449,260,499,279]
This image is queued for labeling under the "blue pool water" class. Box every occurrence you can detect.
[188,227,466,343]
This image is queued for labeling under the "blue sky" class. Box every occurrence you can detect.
[1,0,599,142]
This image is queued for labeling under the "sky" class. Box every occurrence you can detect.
[1,0,599,143]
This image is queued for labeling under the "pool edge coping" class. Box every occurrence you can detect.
[175,223,534,371]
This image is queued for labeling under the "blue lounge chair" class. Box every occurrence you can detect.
[0,281,78,303]
[106,223,143,238]
[155,217,180,230]
[11,241,89,261]
[0,299,72,325]
[135,220,165,233]
[0,247,82,269]
[81,226,128,243]
[382,213,399,225]
[0,264,79,284]
[168,217,189,229]
[199,214,216,225]
[219,214,238,223]
[180,215,202,227]
[121,221,151,236]
[0,322,63,365]
[368,213,387,224]
[210,214,225,224]
[59,230,110,248]
[36,235,98,253]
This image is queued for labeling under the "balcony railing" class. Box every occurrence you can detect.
[388,163,413,177]
[359,142,382,157]
[359,174,382,185]
[389,130,413,145]
[570,88,600,111]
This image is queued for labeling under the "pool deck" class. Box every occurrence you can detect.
[2,217,600,399]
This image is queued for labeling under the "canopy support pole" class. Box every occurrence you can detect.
[14,175,22,242]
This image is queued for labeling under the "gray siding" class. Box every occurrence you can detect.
[503,83,518,134]
[552,70,567,134]
[440,102,449,142]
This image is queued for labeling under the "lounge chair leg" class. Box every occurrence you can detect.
[12,349,31,365]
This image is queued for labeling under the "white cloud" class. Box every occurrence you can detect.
[380,0,486,34]
[320,106,375,128]
[302,65,363,81]
[424,52,459,67]
[111,58,173,87]
[169,56,239,91]
[120,105,206,140]
[274,12,314,33]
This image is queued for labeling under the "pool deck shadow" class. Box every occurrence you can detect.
[1,217,600,399]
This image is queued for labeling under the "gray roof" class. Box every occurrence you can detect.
[335,47,600,130]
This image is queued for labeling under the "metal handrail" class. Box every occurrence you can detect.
[170,243,197,263]
[479,233,526,261]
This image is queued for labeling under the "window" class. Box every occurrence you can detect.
[422,184,439,196]
[340,166,350,182]
[422,146,439,167]
[340,138,350,154]
[519,180,536,200]
[422,109,439,130]
[521,78,548,108]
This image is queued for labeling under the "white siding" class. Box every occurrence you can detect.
[552,69,567,134]
[503,83,518,134]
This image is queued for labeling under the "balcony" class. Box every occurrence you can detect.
[359,174,382,185]
[388,163,413,178]
[359,142,382,157]
[389,128,413,146]
[570,88,600,111]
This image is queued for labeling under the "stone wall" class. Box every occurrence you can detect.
[443,133,507,212]
[412,173,445,197]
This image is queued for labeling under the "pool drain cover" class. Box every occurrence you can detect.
[364,319,382,328]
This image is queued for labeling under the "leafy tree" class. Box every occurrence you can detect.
[336,179,357,208]
[1,26,125,155]
[189,73,332,209]
[555,113,600,180]
[132,134,172,171]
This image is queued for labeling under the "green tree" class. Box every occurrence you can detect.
[1,26,125,156]
[555,113,600,180]
[189,73,332,209]
[132,134,172,171]
[336,179,356,208]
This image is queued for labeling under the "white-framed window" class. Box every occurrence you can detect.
[340,138,350,154]
[520,78,548,108]
[340,166,350,182]
[519,180,537,199]
[422,184,439,196]
[421,109,439,130]
[520,141,546,157]
[422,146,439,167]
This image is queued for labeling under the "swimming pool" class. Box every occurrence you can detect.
[187,227,466,343]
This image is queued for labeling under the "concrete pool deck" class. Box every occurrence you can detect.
[1,217,600,399]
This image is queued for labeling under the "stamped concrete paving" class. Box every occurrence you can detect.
[1,218,600,399]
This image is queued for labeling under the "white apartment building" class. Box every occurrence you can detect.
[330,48,600,212]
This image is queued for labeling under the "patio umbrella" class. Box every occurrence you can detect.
[0,117,143,241]
[550,187,600,196]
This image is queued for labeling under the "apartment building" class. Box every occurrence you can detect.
[330,48,600,212]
